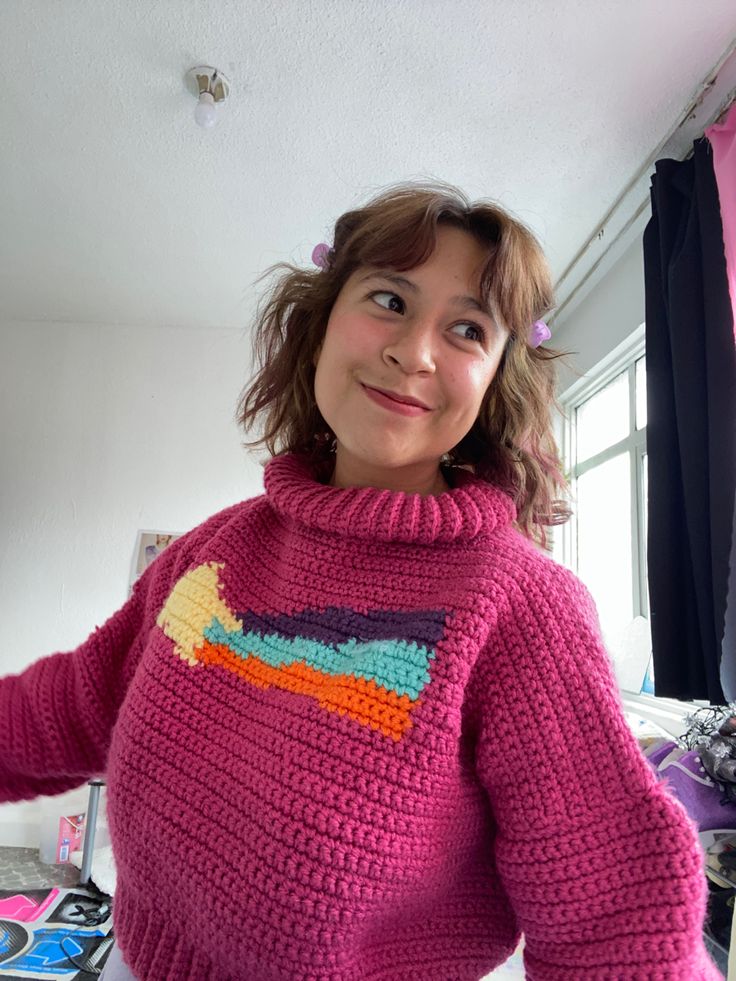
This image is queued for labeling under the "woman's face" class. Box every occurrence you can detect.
[313,226,510,491]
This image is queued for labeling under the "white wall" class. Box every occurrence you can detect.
[553,234,645,396]
[0,319,263,844]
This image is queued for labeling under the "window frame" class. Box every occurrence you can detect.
[558,322,647,623]
[557,322,708,732]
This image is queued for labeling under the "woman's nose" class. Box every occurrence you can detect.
[382,321,436,373]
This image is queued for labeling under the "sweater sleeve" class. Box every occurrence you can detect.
[0,492,257,805]
[471,562,720,981]
[0,537,193,804]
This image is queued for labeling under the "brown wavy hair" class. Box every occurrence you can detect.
[237,180,573,550]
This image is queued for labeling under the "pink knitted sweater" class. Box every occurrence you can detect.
[0,453,720,980]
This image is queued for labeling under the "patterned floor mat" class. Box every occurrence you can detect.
[0,887,113,980]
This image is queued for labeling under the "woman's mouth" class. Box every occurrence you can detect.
[360,384,431,416]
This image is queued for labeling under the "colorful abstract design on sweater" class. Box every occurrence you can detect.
[156,562,447,741]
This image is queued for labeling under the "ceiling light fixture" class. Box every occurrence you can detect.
[185,66,231,129]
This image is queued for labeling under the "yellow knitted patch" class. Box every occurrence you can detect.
[156,562,240,666]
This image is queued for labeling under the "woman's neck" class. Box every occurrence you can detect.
[328,452,451,496]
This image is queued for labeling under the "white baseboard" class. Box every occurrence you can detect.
[0,822,40,849]
[0,800,41,848]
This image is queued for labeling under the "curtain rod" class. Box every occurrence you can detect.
[551,37,736,325]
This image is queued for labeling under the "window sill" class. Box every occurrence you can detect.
[621,690,711,740]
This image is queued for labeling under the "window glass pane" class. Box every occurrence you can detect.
[636,357,647,430]
[575,371,629,463]
[642,452,648,552]
[576,453,633,644]
[640,452,655,690]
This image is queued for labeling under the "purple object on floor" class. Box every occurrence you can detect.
[642,738,681,769]
[660,750,736,831]
[642,738,736,831]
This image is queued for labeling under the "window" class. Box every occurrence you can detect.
[557,325,708,735]
[558,327,649,688]
[554,324,708,738]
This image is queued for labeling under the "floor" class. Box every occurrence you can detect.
[0,847,81,891]
[0,847,113,979]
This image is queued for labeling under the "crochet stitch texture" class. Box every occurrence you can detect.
[0,453,721,980]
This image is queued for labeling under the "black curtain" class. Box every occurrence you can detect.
[642,136,736,703]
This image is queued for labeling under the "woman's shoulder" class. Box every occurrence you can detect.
[485,525,598,624]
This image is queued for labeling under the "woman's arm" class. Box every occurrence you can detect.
[0,497,249,804]
[470,562,721,981]
[0,544,181,803]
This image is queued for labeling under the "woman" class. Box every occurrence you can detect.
[0,182,719,979]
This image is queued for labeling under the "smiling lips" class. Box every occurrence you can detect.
[360,383,431,416]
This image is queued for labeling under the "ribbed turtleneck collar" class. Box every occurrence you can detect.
[263,453,517,545]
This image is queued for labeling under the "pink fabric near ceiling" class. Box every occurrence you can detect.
[708,105,736,709]
[706,103,736,342]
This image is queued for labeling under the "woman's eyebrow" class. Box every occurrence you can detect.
[358,271,492,317]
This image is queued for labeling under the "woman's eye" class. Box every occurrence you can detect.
[367,292,486,344]
[369,291,404,314]
[450,322,486,343]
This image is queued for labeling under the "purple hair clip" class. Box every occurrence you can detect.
[529,320,551,348]
[311,242,332,269]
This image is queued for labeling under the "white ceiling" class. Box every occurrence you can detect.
[1,1,735,331]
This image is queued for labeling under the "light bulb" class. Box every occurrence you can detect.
[194,92,217,128]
